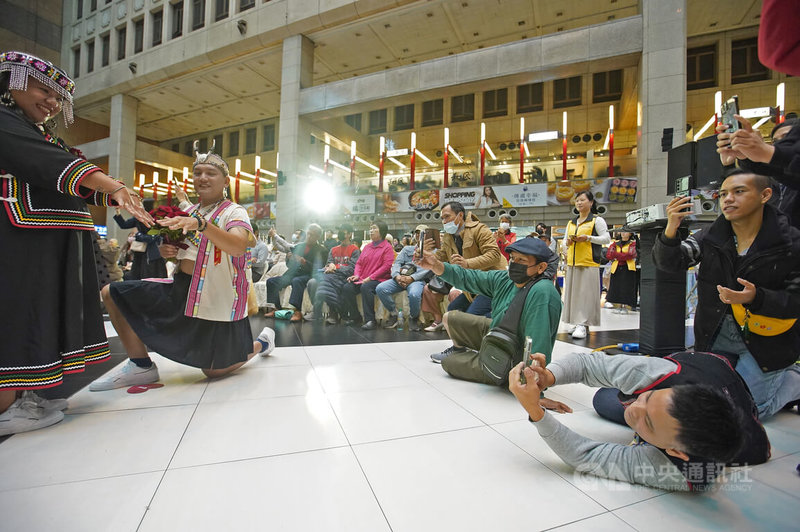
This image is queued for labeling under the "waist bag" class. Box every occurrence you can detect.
[478,277,542,385]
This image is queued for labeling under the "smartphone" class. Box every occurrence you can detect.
[675,176,691,198]
[519,337,538,385]
[428,229,441,249]
[720,96,740,134]
[418,230,425,256]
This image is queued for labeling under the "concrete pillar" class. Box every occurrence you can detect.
[638,0,687,206]
[107,93,138,240]
[276,34,315,237]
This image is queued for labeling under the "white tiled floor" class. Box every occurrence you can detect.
[1,310,799,531]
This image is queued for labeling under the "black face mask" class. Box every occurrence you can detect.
[508,261,535,284]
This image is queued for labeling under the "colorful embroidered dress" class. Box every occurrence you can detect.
[0,105,114,389]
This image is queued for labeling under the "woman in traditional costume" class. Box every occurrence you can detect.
[89,142,274,391]
[0,51,152,435]
[605,230,639,313]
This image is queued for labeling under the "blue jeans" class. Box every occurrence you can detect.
[711,315,800,419]
[447,293,492,318]
[375,279,425,318]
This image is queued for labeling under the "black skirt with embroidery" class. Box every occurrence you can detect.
[0,215,110,389]
[108,271,253,369]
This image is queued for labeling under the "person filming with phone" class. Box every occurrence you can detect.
[653,169,800,419]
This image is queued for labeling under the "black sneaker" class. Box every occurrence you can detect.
[430,345,467,364]
[383,314,398,329]
[408,320,422,331]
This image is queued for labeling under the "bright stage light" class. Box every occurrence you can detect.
[304,179,337,213]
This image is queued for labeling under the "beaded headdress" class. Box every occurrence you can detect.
[0,51,75,125]
[193,139,229,176]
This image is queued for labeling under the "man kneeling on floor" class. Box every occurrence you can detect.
[416,237,567,408]
[509,350,770,491]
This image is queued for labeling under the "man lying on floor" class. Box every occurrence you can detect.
[509,350,771,491]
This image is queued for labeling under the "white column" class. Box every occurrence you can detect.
[638,0,687,206]
[276,34,315,237]
[107,93,138,239]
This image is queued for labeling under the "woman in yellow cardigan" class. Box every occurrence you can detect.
[562,191,610,339]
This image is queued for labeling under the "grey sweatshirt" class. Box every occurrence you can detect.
[533,352,691,491]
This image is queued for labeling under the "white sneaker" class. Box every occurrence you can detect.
[88,360,159,391]
[0,397,64,436]
[571,325,587,339]
[603,302,614,309]
[257,327,276,357]
[566,325,577,334]
[21,390,68,411]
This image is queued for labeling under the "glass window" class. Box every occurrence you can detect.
[687,45,717,90]
[240,0,255,11]
[228,131,240,157]
[215,0,228,21]
[213,134,223,155]
[451,94,475,123]
[394,104,414,131]
[86,41,95,73]
[553,76,582,109]
[369,109,387,135]
[731,37,769,84]
[198,137,208,153]
[184,141,193,156]
[245,128,257,154]
[90,0,97,11]
[72,47,80,78]
[116,26,126,60]
[192,0,205,30]
[152,10,163,46]
[483,88,508,118]
[172,1,184,38]
[517,83,543,113]
[262,125,275,152]
[101,34,110,67]
[344,113,361,131]
[76,0,83,20]
[592,70,623,103]
[171,143,180,153]
[422,99,443,127]
[133,19,144,54]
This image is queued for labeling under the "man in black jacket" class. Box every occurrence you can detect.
[654,170,800,419]
[717,117,800,228]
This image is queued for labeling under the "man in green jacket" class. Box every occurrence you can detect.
[417,238,565,395]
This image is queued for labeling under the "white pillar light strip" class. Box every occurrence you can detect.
[752,116,772,130]
[388,157,406,169]
[693,115,717,141]
[602,128,611,150]
[447,145,463,163]
[355,156,379,171]
[714,91,722,116]
[519,117,525,141]
[327,159,351,172]
[309,164,326,174]
[484,144,497,160]
[777,82,785,112]
[415,149,435,166]
[523,142,530,157]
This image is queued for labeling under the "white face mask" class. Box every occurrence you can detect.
[500,222,510,231]
[443,221,458,234]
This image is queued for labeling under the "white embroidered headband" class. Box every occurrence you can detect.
[0,51,75,126]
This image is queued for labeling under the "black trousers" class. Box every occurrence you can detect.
[340,280,380,322]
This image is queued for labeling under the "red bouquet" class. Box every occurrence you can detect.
[147,205,193,249]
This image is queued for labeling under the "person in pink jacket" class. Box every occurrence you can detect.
[341,220,395,329]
